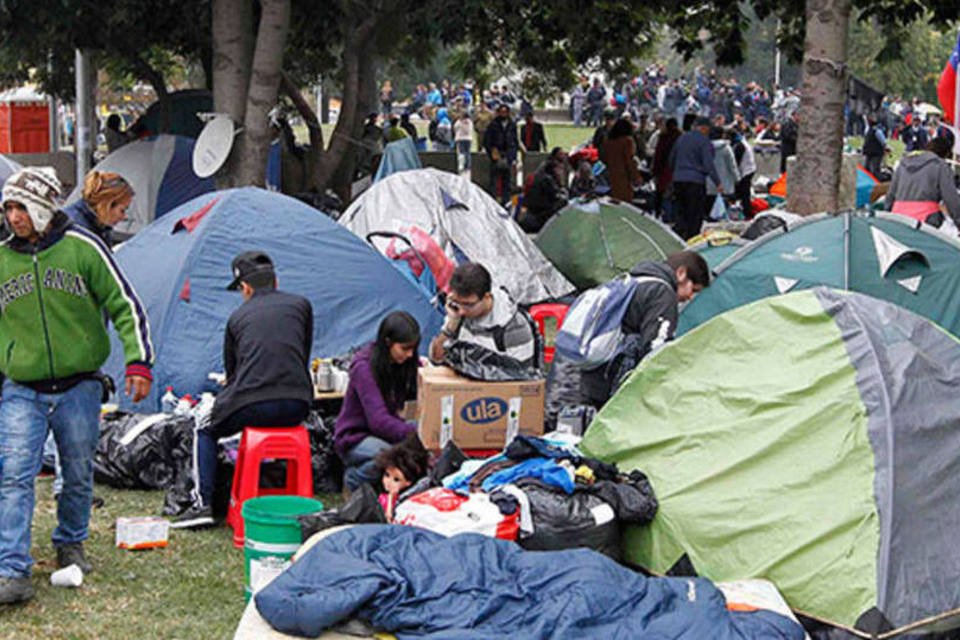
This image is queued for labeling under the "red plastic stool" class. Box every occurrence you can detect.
[529,303,570,364]
[227,425,313,548]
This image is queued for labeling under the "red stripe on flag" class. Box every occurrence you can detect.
[937,62,956,125]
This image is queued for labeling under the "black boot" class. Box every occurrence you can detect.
[56,543,93,575]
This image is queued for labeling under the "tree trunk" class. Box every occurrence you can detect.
[235,0,291,186]
[132,55,170,133]
[212,0,253,187]
[315,16,381,201]
[281,73,323,191]
[787,0,851,214]
[320,75,330,124]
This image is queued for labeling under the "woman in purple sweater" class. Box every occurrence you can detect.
[334,312,420,490]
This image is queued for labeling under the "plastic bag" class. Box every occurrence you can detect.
[518,483,623,559]
[394,487,520,540]
[443,340,541,381]
[709,194,727,221]
[95,412,195,490]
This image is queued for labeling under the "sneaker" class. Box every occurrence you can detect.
[0,576,33,605]
[56,543,93,575]
[169,504,214,530]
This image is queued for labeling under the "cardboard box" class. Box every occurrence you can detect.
[417,366,545,449]
[116,516,169,550]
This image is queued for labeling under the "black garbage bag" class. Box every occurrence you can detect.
[587,471,658,524]
[443,340,541,381]
[94,412,195,490]
[517,470,657,561]
[518,483,624,560]
[298,483,386,541]
[741,213,787,240]
[306,412,342,494]
[430,441,467,483]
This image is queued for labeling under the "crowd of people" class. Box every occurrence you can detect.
[570,65,799,131]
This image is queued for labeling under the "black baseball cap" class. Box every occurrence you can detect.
[227,251,275,290]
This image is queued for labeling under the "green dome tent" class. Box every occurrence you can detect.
[582,288,960,635]
[679,211,960,337]
[535,198,684,290]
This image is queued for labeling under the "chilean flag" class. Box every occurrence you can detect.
[937,32,960,125]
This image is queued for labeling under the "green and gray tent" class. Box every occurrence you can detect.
[679,211,960,336]
[582,288,960,635]
[535,198,684,290]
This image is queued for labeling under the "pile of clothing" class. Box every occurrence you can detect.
[300,434,657,560]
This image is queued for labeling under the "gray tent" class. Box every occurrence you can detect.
[339,168,574,304]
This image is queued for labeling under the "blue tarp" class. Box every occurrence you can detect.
[105,187,444,411]
[374,137,422,183]
[256,526,805,640]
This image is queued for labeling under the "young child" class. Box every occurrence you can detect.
[374,433,429,522]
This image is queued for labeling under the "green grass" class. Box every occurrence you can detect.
[0,479,341,639]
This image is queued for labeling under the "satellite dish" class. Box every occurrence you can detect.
[193,115,235,178]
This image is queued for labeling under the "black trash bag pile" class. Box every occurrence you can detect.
[517,470,658,561]
[97,409,343,518]
[305,412,342,494]
[444,340,541,381]
[517,483,623,558]
[94,412,195,490]
[498,436,657,560]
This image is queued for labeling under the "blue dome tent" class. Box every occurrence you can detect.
[106,187,443,411]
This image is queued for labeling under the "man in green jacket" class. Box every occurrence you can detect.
[0,167,153,604]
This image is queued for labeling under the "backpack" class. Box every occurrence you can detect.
[555,274,668,369]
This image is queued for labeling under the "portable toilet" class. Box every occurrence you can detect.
[0,87,50,153]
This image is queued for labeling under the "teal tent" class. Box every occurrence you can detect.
[679,211,960,336]
[856,165,880,208]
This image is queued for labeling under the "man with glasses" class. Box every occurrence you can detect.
[429,263,538,370]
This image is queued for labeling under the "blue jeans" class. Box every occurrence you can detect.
[194,399,309,507]
[341,436,391,491]
[456,140,472,172]
[0,379,101,577]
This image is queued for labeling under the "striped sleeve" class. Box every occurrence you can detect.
[67,229,155,366]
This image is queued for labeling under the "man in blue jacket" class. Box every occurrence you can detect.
[669,116,723,240]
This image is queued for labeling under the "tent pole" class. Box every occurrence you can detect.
[74,49,94,184]
[954,27,960,161]
[843,212,850,289]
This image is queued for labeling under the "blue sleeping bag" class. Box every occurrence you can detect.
[256,525,805,639]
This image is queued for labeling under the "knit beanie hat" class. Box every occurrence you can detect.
[2,167,62,232]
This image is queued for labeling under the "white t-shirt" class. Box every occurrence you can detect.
[454,119,473,142]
